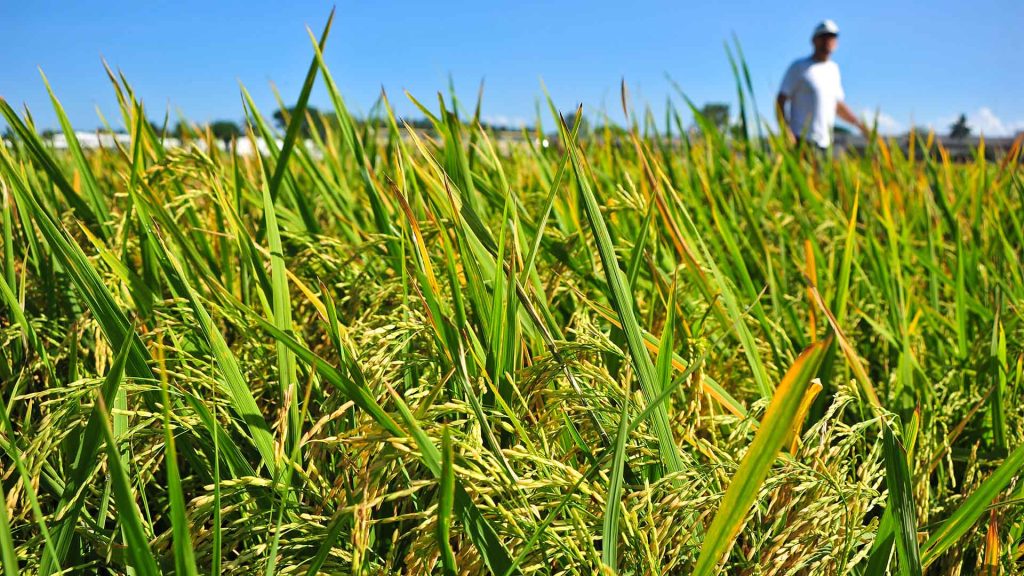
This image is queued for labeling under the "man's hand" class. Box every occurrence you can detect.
[837,101,869,137]
[776,93,796,144]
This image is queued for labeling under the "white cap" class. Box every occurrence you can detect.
[812,19,840,39]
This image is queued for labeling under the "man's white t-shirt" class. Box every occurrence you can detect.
[779,56,845,148]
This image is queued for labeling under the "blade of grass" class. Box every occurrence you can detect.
[556,107,684,476]
[38,70,112,238]
[266,8,334,202]
[861,509,896,575]
[921,440,1024,567]
[0,99,104,235]
[0,407,60,572]
[94,395,160,576]
[128,186,280,477]
[984,510,999,574]
[602,395,631,570]
[438,426,458,576]
[261,174,299,456]
[304,509,347,576]
[693,337,831,575]
[249,311,520,574]
[883,422,923,576]
[162,364,198,576]
[0,487,16,576]
[40,320,135,573]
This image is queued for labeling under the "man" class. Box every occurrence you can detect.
[776,20,868,152]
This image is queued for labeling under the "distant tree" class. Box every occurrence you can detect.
[833,125,852,135]
[272,107,292,130]
[272,106,333,139]
[949,114,971,139]
[562,111,589,134]
[41,128,57,139]
[479,118,527,132]
[904,126,933,137]
[697,103,730,134]
[595,123,629,137]
[210,120,241,143]
[729,122,748,141]
[173,121,206,140]
[405,117,435,130]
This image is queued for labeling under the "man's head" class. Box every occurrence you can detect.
[811,20,839,57]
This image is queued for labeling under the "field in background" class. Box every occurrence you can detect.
[1,17,1023,575]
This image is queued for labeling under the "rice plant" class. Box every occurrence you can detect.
[0,16,1022,575]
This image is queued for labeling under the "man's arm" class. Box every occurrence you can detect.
[836,101,869,137]
[777,61,799,143]
[776,93,794,143]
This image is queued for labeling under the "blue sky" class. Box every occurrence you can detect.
[1,0,1021,135]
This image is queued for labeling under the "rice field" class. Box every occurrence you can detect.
[1,17,1023,575]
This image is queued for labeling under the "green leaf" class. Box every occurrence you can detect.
[602,395,631,569]
[556,107,684,477]
[162,369,199,576]
[128,187,279,478]
[861,509,896,576]
[0,404,60,573]
[95,393,160,576]
[883,423,922,576]
[41,316,135,573]
[0,99,105,235]
[266,8,334,203]
[261,176,299,454]
[38,69,112,237]
[693,337,831,575]
[438,427,458,576]
[922,440,1024,567]
[0,488,17,576]
[251,313,520,575]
